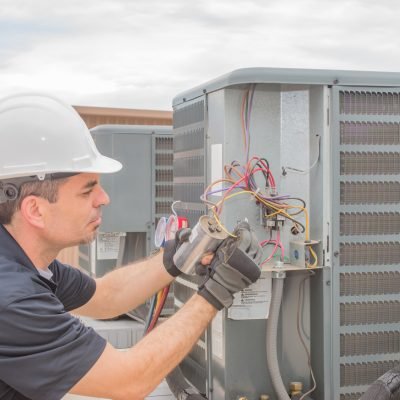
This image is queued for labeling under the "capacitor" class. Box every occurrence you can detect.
[172,215,228,275]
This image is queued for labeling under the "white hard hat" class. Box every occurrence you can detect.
[0,93,122,180]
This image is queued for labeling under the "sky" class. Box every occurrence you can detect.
[1,0,400,110]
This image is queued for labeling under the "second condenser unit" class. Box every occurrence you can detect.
[78,124,174,317]
[171,68,400,400]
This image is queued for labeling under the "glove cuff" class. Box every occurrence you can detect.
[165,263,181,277]
[198,279,233,310]
[163,240,182,277]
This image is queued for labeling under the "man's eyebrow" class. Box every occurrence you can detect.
[82,180,98,190]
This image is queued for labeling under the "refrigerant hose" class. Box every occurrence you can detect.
[166,365,207,400]
[359,364,400,400]
[266,274,291,400]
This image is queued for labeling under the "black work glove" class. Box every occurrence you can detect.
[163,228,192,277]
[198,221,262,310]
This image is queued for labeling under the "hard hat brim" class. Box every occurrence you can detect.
[84,155,123,174]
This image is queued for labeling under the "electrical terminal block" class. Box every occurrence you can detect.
[289,240,320,268]
[268,187,278,197]
[262,207,285,230]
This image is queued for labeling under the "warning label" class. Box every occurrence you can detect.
[228,271,272,320]
[97,232,126,260]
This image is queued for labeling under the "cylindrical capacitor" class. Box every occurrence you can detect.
[172,215,228,275]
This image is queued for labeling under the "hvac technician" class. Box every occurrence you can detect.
[0,94,262,400]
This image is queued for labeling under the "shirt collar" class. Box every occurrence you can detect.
[0,224,39,273]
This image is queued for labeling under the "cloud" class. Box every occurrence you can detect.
[0,0,399,109]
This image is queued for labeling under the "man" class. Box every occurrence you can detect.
[0,94,262,400]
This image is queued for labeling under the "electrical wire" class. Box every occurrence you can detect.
[199,85,318,268]
[282,135,321,176]
[143,294,157,333]
[201,157,311,240]
[297,272,317,400]
[260,229,285,264]
[307,245,318,269]
[146,285,170,333]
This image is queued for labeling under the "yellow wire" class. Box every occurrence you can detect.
[215,190,311,240]
[202,174,312,251]
[211,207,237,238]
[202,178,237,209]
[306,246,318,269]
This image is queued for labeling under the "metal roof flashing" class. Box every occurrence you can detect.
[90,124,172,135]
[172,67,400,107]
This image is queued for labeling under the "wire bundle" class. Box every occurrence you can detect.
[241,84,256,162]
[144,285,170,334]
[260,230,284,265]
[200,156,317,268]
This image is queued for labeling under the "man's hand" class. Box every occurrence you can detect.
[198,221,262,310]
[163,228,192,277]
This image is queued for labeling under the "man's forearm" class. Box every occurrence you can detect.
[70,294,218,399]
[75,250,174,318]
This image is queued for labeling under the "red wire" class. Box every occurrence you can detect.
[147,286,170,333]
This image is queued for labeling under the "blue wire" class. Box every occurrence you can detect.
[143,294,157,335]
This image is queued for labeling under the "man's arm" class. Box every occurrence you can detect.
[70,294,217,399]
[73,251,172,319]
[70,222,262,399]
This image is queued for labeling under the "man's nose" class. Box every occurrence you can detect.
[95,185,110,207]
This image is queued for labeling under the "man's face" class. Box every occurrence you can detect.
[43,173,110,247]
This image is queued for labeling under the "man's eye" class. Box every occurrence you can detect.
[82,190,92,196]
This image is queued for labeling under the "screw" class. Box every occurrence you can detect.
[326,280,331,286]
[333,251,339,257]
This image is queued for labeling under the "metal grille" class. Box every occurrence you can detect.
[179,356,207,394]
[340,242,400,266]
[340,91,400,115]
[340,360,400,387]
[155,201,172,215]
[340,182,400,204]
[175,283,196,304]
[341,331,400,356]
[155,136,173,151]
[155,169,173,182]
[173,182,204,203]
[340,122,400,145]
[339,242,400,266]
[188,343,206,367]
[174,128,205,152]
[340,212,400,235]
[340,394,364,400]
[172,99,207,395]
[340,301,400,326]
[155,153,173,166]
[155,184,173,198]
[340,152,400,175]
[174,156,204,178]
[335,86,400,399]
[340,272,400,296]
[173,101,205,128]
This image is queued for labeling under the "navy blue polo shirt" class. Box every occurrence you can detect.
[0,225,107,400]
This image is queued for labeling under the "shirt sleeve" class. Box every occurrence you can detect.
[0,293,107,400]
[51,260,97,311]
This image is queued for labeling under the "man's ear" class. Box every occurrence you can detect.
[19,196,46,229]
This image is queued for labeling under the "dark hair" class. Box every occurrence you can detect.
[0,178,67,225]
